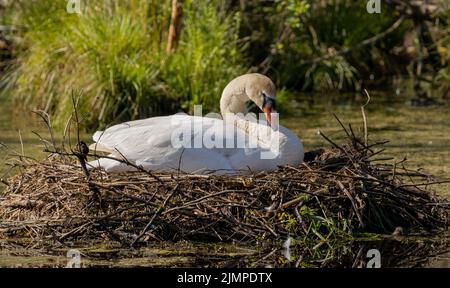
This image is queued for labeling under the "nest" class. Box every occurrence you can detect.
[1,121,448,248]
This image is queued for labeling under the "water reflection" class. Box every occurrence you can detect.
[1,237,449,268]
[225,237,450,268]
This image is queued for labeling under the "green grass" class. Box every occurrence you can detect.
[3,0,245,129]
[2,0,449,131]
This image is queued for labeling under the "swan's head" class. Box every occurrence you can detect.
[220,73,277,126]
[246,74,277,126]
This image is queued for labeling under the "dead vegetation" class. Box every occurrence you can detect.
[0,111,448,248]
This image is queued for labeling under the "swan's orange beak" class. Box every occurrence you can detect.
[263,106,272,126]
[262,95,276,126]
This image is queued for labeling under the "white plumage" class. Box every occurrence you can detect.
[88,74,304,174]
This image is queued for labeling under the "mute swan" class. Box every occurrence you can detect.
[88,73,304,174]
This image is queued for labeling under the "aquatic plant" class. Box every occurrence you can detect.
[2,0,450,131]
[2,0,244,129]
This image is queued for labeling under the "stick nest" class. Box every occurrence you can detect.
[1,129,448,247]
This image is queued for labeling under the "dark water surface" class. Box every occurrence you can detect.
[1,236,449,268]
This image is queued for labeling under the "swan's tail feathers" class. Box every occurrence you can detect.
[89,142,114,154]
[87,157,138,173]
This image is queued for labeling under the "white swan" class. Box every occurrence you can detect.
[88,73,304,174]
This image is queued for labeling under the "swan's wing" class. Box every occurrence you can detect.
[92,115,175,145]
[88,114,303,173]
[89,115,235,173]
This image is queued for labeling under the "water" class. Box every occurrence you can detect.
[0,92,449,267]
[1,237,449,268]
[285,92,450,198]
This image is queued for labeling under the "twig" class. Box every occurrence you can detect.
[317,130,341,150]
[131,184,179,247]
[32,110,57,152]
[362,90,371,147]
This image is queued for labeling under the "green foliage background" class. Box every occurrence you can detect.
[1,0,449,129]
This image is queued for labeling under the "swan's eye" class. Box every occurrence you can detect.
[262,93,276,110]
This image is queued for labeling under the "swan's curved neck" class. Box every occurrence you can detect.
[220,80,283,148]
[220,88,249,116]
[237,115,284,147]
[217,75,302,165]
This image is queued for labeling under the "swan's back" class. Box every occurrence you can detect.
[88,114,303,174]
